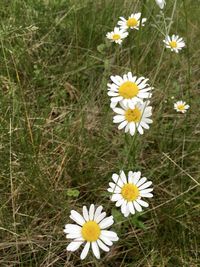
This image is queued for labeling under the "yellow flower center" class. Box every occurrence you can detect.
[121,184,139,201]
[169,41,177,48]
[112,34,121,40]
[119,81,139,99]
[177,104,185,111]
[125,108,141,122]
[81,221,101,242]
[127,18,138,27]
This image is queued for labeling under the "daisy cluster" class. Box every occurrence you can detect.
[106,12,146,45]
[108,72,153,136]
[64,1,190,261]
[106,1,189,116]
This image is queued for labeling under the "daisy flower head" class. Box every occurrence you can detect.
[155,0,166,9]
[108,170,153,217]
[64,204,119,260]
[174,100,190,113]
[163,35,185,53]
[107,72,153,109]
[118,13,147,31]
[106,27,128,44]
[113,100,153,136]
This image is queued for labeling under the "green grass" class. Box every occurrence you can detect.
[0,0,200,266]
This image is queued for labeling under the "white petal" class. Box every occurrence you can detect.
[123,73,128,81]
[64,224,81,234]
[110,101,117,109]
[128,201,135,214]
[99,216,114,229]
[112,175,124,187]
[118,120,128,130]
[136,76,145,85]
[82,206,89,221]
[137,125,144,135]
[125,123,130,133]
[140,192,153,198]
[127,72,133,80]
[95,212,106,223]
[136,177,147,187]
[143,118,153,124]
[94,206,103,221]
[113,115,125,123]
[116,198,125,207]
[134,13,141,20]
[155,0,166,9]
[67,240,83,251]
[121,200,128,214]
[108,182,121,191]
[112,173,119,183]
[108,186,121,193]
[138,181,152,190]
[66,232,82,239]
[119,16,126,21]
[70,210,85,226]
[132,171,141,184]
[128,172,134,183]
[130,76,137,83]
[119,170,127,184]
[140,121,150,129]
[110,75,123,86]
[92,241,100,259]
[97,239,110,252]
[133,201,142,212]
[89,204,95,220]
[113,108,125,115]
[111,96,123,103]
[111,193,122,202]
[107,91,119,97]
[128,101,136,109]
[129,122,136,136]
[140,188,153,194]
[123,209,130,217]
[136,199,149,207]
[101,230,119,241]
[137,79,149,89]
[100,235,113,246]
[80,242,90,260]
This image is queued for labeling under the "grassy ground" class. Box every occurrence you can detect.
[0,0,200,266]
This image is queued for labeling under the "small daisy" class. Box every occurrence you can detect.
[163,35,185,53]
[64,204,119,260]
[106,27,128,44]
[174,100,190,113]
[118,13,147,31]
[113,101,153,136]
[155,0,166,9]
[108,170,153,217]
[107,72,153,109]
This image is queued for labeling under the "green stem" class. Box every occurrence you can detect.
[183,0,191,103]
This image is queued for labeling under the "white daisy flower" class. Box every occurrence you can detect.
[155,0,166,9]
[106,27,128,44]
[113,101,153,136]
[118,13,147,31]
[64,204,119,260]
[174,100,190,113]
[163,35,185,53]
[108,170,153,217]
[107,72,153,109]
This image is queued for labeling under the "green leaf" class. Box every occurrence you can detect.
[67,189,80,197]
[97,43,107,54]
[130,214,146,230]
[112,208,124,223]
